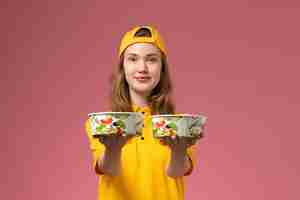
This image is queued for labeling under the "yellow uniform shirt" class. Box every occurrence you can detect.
[85,105,197,200]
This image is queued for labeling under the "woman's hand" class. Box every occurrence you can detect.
[159,124,205,150]
[98,134,134,151]
[159,135,198,152]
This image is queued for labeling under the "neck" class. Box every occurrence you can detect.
[129,90,149,108]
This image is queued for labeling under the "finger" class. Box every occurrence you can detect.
[99,135,112,147]
[101,135,110,143]
[159,137,168,145]
[185,137,195,144]
[185,139,196,147]
[165,136,174,147]
[171,135,179,145]
[200,131,205,138]
[187,137,198,147]
[98,135,105,144]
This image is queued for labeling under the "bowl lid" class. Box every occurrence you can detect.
[88,112,142,117]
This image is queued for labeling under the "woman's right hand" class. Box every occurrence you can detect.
[98,135,134,152]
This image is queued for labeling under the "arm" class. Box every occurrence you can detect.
[166,148,192,178]
[85,119,131,176]
[161,136,196,178]
[95,135,133,176]
[96,147,122,176]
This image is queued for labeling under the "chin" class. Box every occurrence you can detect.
[133,87,153,95]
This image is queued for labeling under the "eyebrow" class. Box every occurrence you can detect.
[126,53,160,57]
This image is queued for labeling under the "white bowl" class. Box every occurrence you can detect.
[151,114,207,138]
[88,112,144,137]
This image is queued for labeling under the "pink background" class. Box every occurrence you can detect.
[1,0,300,199]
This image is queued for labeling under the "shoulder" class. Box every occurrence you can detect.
[84,118,94,139]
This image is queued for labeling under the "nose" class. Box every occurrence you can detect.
[137,59,148,73]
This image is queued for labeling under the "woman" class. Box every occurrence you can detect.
[85,25,200,200]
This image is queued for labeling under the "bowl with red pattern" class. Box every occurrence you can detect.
[88,112,144,137]
[151,114,207,138]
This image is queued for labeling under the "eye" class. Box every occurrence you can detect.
[148,57,159,63]
[127,57,137,62]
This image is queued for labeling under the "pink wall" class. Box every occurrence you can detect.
[1,0,300,199]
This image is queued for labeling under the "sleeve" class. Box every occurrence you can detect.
[84,119,106,175]
[184,144,197,176]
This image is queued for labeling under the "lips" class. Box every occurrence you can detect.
[134,76,151,81]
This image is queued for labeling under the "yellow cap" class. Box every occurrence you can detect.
[118,25,167,57]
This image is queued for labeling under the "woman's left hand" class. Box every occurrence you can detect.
[159,135,199,152]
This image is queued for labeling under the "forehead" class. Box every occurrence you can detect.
[124,43,161,56]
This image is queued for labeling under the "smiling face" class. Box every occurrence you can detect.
[123,43,162,98]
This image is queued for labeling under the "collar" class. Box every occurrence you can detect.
[132,104,152,116]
